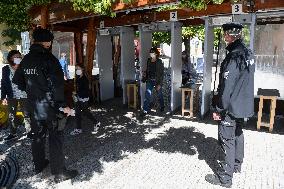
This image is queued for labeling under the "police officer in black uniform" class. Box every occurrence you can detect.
[12,28,78,183]
[205,22,255,188]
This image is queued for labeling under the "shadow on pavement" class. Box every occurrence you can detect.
[148,127,222,174]
[3,97,283,187]
[62,98,222,183]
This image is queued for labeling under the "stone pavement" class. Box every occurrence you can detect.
[1,99,284,189]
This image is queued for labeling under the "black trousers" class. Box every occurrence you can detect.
[217,114,244,184]
[30,114,65,175]
[75,101,97,130]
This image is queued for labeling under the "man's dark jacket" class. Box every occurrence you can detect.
[145,58,164,86]
[216,39,255,118]
[1,65,13,100]
[12,44,66,120]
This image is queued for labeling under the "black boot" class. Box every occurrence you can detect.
[54,169,78,183]
[35,159,49,174]
[139,110,148,118]
[234,160,242,173]
[4,134,18,141]
[234,166,241,173]
[205,174,232,188]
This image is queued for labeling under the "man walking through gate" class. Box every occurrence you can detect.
[205,22,255,188]
[140,47,165,116]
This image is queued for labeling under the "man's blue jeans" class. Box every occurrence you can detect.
[143,80,164,113]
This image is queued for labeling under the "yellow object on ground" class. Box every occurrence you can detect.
[0,104,24,127]
[0,104,8,126]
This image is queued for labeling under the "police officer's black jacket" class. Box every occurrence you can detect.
[12,44,66,117]
[216,39,255,118]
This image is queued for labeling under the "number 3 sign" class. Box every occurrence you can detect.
[170,12,178,21]
[232,4,243,14]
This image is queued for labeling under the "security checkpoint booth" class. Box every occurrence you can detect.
[96,20,183,111]
[96,13,256,116]
[96,26,137,104]
[138,21,182,112]
[96,28,115,101]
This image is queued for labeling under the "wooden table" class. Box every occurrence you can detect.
[257,95,277,132]
[181,84,200,118]
[127,83,139,109]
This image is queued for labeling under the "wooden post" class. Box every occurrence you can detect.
[86,17,97,80]
[70,41,74,66]
[40,6,49,29]
[74,31,84,65]
[257,96,264,131]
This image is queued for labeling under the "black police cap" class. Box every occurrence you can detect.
[222,22,243,31]
[32,28,54,42]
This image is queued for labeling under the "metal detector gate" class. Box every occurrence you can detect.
[139,21,182,112]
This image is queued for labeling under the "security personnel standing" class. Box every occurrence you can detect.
[205,22,255,188]
[12,28,78,183]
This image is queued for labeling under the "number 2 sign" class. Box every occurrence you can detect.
[170,12,178,21]
[232,4,243,14]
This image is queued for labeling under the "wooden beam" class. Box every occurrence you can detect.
[70,41,75,66]
[30,0,177,24]
[180,18,205,27]
[74,31,84,65]
[52,25,84,32]
[85,17,96,80]
[40,5,49,29]
[102,0,284,28]
[102,1,235,28]
[255,0,284,10]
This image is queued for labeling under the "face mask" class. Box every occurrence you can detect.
[150,53,156,59]
[13,57,22,65]
[76,70,82,76]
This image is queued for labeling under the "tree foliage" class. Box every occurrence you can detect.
[60,0,115,17]
[0,0,51,46]
[0,0,51,31]
[63,0,134,16]
[1,28,22,46]
[152,32,171,46]
[152,26,205,46]
[180,0,224,10]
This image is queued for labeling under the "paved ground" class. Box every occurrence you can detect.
[1,99,284,189]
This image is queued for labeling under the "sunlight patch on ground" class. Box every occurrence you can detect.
[89,108,108,112]
[140,115,165,125]
[144,122,173,141]
[123,112,135,119]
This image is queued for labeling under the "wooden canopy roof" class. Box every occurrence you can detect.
[30,0,284,32]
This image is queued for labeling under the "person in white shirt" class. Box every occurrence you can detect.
[1,50,30,141]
